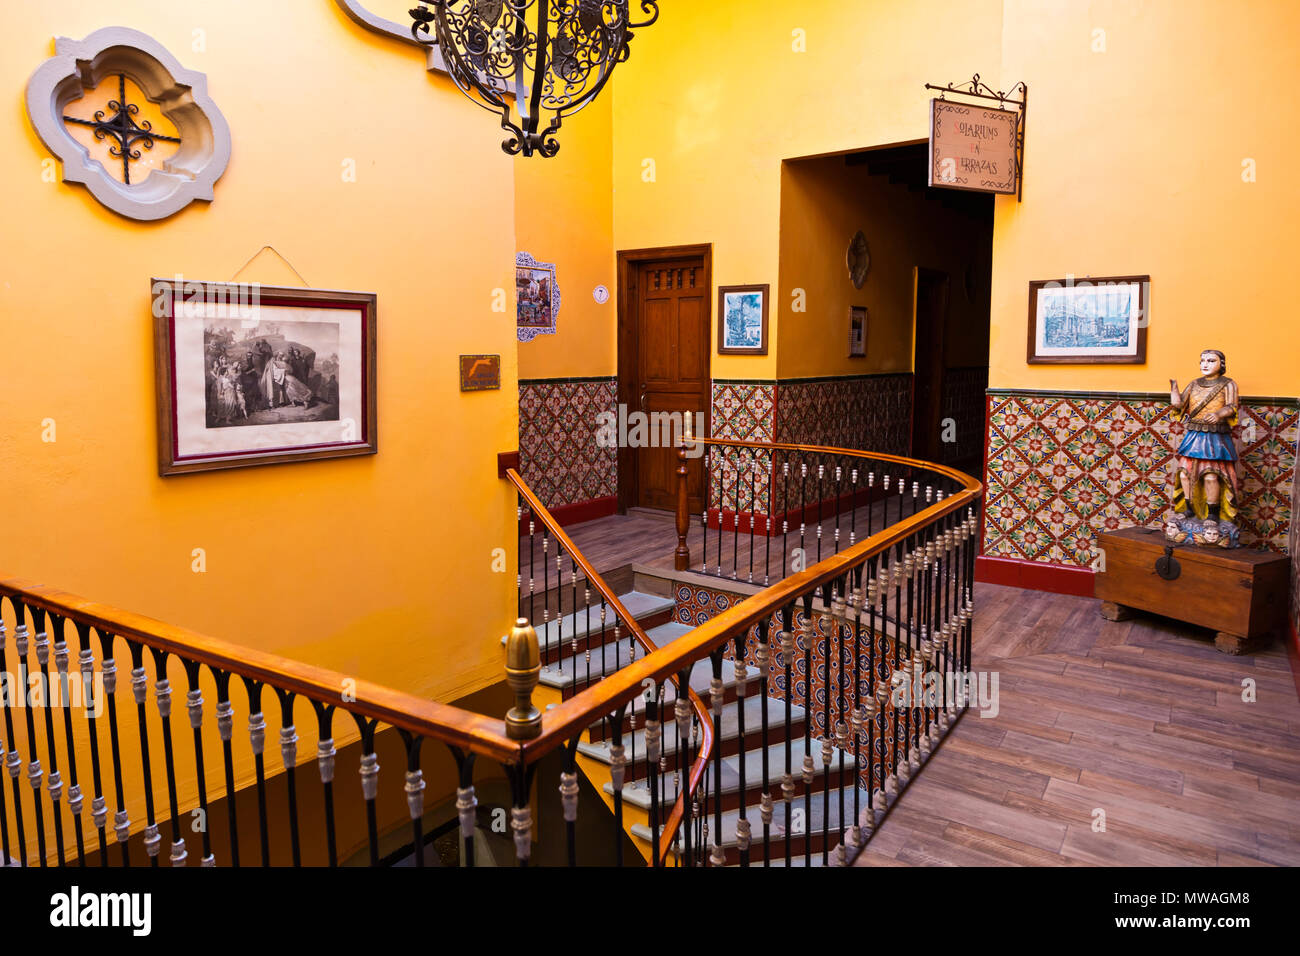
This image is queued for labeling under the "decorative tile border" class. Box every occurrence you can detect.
[518,377,617,510]
[982,390,1298,568]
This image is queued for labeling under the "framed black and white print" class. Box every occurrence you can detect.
[153,279,378,475]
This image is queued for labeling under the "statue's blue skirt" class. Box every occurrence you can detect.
[1178,430,1236,461]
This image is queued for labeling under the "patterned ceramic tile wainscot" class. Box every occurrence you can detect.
[983,391,1298,568]
[519,377,618,510]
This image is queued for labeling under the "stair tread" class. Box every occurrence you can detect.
[505,591,675,651]
[606,737,860,808]
[577,695,805,764]
[630,788,869,849]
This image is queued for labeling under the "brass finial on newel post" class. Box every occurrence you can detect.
[504,617,541,740]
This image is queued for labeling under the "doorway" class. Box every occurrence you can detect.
[911,266,950,463]
[616,244,712,514]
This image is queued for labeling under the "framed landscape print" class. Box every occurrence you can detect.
[848,306,867,357]
[717,284,769,355]
[153,279,378,475]
[516,251,560,342]
[1027,275,1148,364]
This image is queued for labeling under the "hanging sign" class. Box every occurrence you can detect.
[928,98,1019,195]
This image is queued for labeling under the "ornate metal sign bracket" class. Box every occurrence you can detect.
[924,73,1027,201]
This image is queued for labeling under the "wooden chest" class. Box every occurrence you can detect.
[1094,526,1290,654]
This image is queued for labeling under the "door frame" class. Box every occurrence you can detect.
[910,265,950,461]
[615,243,713,514]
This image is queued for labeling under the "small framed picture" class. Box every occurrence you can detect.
[848,305,867,357]
[516,251,560,342]
[153,279,378,475]
[1027,275,1149,364]
[717,284,769,355]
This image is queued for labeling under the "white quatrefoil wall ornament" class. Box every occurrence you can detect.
[26,27,232,222]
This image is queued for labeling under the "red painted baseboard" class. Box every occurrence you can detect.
[975,554,1096,597]
[519,495,617,532]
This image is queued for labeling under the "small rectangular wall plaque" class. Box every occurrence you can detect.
[460,354,501,391]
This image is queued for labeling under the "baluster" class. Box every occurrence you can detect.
[181,660,212,865]
[147,647,185,866]
[779,604,794,866]
[673,667,692,866]
[505,763,538,867]
[764,451,774,586]
[800,595,817,867]
[311,700,338,866]
[781,459,791,580]
[126,640,160,866]
[645,692,662,868]
[833,585,849,866]
[212,668,239,866]
[13,606,48,867]
[608,704,627,868]
[701,449,710,573]
[799,462,808,567]
[675,441,692,571]
[448,747,477,867]
[871,559,887,820]
[708,648,725,867]
[240,678,271,865]
[733,631,750,868]
[849,468,858,548]
[850,560,867,855]
[819,589,833,867]
[755,619,772,866]
[542,531,551,671]
[716,459,724,576]
[179,660,206,868]
[816,462,825,563]
[353,714,381,866]
[560,736,581,867]
[732,459,741,580]
[396,731,425,867]
[527,514,537,632]
[274,688,302,866]
[31,610,68,866]
[47,615,86,865]
[833,465,843,555]
[96,629,129,866]
[0,611,24,866]
[75,624,107,867]
[746,452,757,583]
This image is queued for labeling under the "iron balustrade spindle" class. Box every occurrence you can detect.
[147,647,185,866]
[311,699,338,867]
[212,668,239,867]
[15,605,49,867]
[645,694,662,868]
[126,640,159,867]
[748,453,757,584]
[32,612,68,866]
[275,687,302,867]
[780,602,794,866]
[800,593,814,869]
[733,630,749,867]
[51,613,88,865]
[448,747,477,868]
[561,736,581,866]
[353,714,381,866]
[0,614,23,866]
[708,648,724,867]
[182,660,214,865]
[756,618,772,866]
[242,677,271,866]
[608,704,627,868]
[396,731,425,867]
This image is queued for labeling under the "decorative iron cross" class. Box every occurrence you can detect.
[63,74,180,185]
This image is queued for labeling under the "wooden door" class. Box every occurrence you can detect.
[911,267,950,462]
[626,255,710,512]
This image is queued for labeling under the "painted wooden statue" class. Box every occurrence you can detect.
[1165,349,1241,548]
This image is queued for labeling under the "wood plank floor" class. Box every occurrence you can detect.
[855,583,1300,867]
[551,512,1300,867]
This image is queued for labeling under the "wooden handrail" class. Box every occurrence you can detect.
[514,441,981,860]
[0,577,519,762]
[1,441,979,867]
[504,468,713,865]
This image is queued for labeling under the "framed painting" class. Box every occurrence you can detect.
[153,279,378,475]
[848,305,867,357]
[717,284,769,355]
[1027,275,1149,365]
[516,251,560,342]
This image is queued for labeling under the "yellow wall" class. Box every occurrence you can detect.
[514,93,616,379]
[777,154,993,378]
[0,1,519,704]
[990,0,1300,395]
[611,0,1006,382]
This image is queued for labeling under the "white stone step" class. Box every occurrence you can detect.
[504,590,676,652]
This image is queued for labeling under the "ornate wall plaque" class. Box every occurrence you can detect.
[516,252,561,342]
[27,27,231,221]
[459,354,501,391]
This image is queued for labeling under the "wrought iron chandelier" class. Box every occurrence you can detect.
[410,1,659,157]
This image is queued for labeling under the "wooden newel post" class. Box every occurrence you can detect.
[504,617,541,740]
[674,439,691,572]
